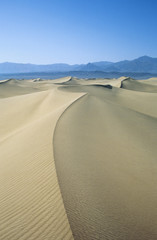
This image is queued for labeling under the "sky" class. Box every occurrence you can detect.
[0,0,157,64]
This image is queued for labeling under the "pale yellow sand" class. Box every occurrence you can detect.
[0,78,85,240]
[0,77,157,240]
[121,77,157,92]
[54,78,157,239]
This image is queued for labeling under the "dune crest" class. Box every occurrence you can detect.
[0,77,157,239]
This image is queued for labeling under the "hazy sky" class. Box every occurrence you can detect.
[0,0,157,64]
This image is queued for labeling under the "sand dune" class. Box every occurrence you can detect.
[121,77,157,93]
[0,77,157,239]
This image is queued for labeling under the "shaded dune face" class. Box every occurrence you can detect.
[54,79,157,240]
[0,77,157,240]
[121,78,157,92]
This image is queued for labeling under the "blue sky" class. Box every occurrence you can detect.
[0,0,157,64]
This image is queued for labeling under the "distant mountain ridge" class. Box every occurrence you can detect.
[0,56,157,73]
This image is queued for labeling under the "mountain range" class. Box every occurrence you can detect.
[0,56,157,73]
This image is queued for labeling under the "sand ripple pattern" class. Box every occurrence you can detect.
[0,78,85,240]
[0,77,157,240]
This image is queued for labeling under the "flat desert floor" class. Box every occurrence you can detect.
[0,76,157,240]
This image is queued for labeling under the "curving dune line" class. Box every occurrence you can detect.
[0,77,157,240]
[54,84,157,240]
[0,83,85,240]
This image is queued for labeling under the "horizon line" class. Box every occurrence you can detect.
[0,55,155,65]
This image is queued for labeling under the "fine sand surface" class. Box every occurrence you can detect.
[0,77,157,239]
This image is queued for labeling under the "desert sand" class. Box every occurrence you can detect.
[0,76,157,240]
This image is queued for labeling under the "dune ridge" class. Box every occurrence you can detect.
[0,77,157,240]
[53,77,157,240]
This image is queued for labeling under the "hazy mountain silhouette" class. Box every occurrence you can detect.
[0,56,157,73]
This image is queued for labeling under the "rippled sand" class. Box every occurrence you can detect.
[0,77,157,239]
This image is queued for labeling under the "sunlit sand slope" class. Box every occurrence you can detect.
[0,77,157,240]
[0,78,86,240]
